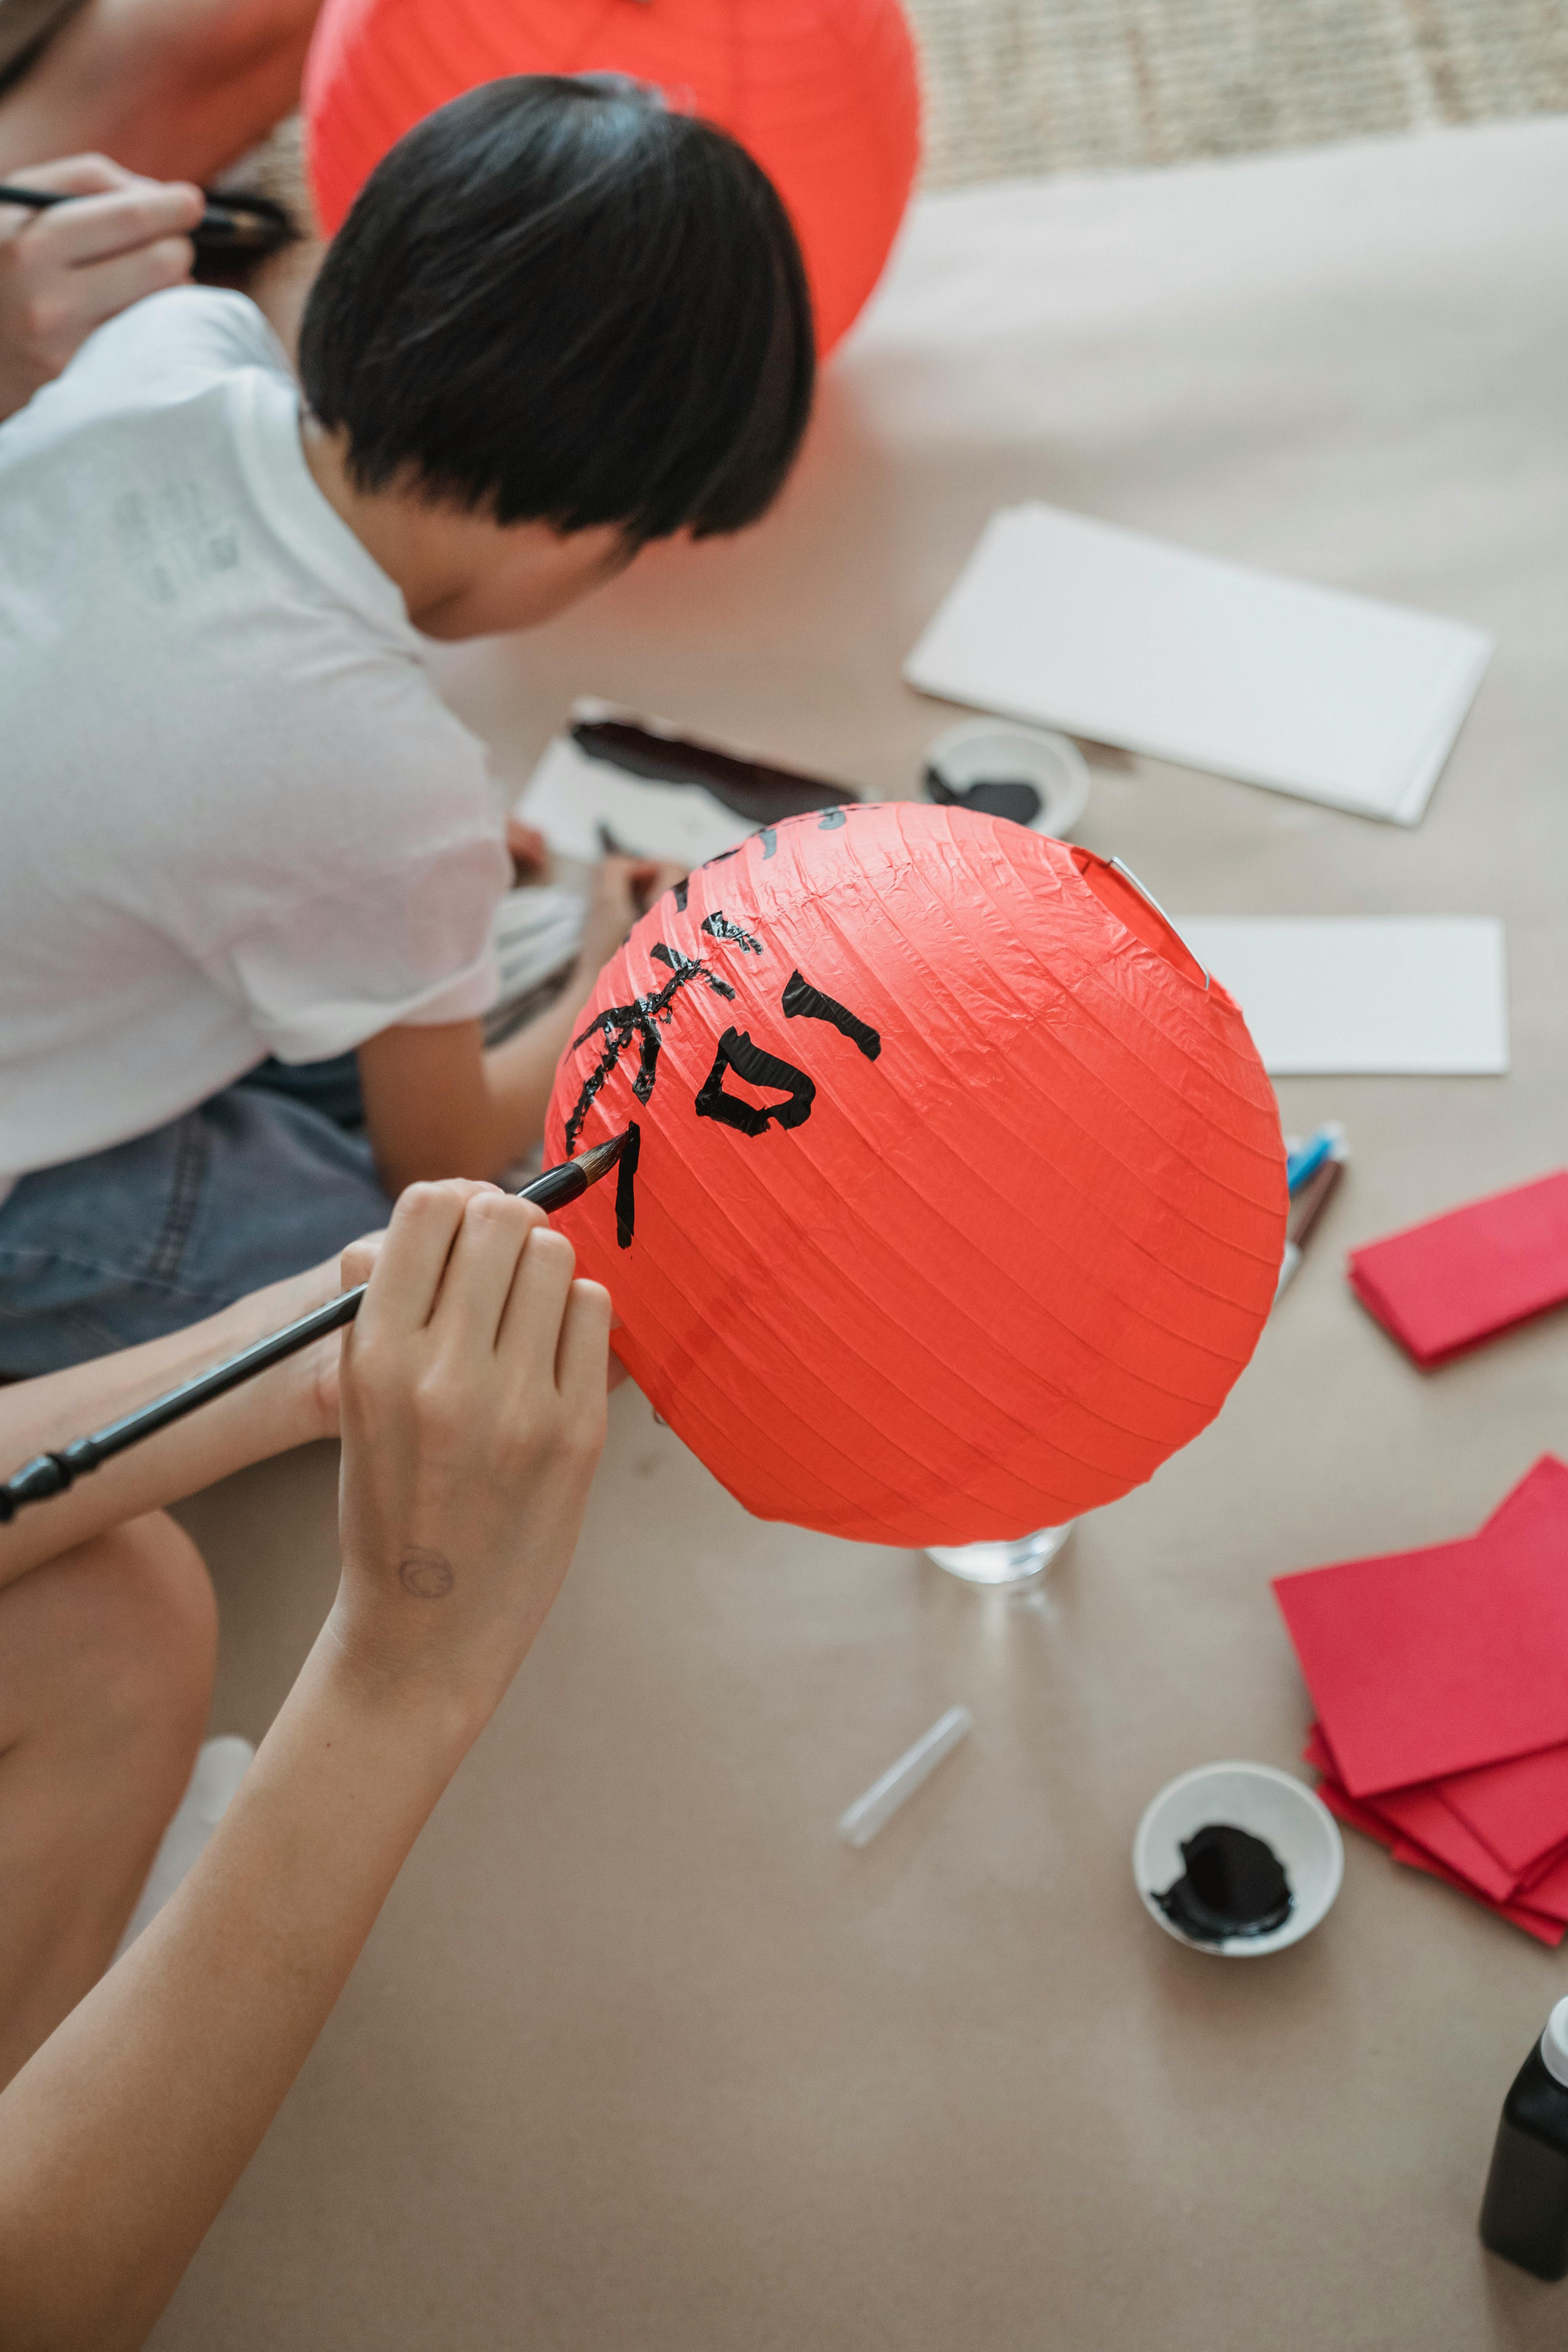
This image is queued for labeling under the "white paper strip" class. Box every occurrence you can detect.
[1171,916,1509,1074]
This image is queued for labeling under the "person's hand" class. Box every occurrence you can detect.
[0,155,202,422]
[311,1183,492,1427]
[582,853,687,965]
[505,816,549,881]
[326,1180,611,1729]
[336,1224,391,1295]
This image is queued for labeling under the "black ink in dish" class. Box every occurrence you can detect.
[923,764,1043,829]
[1155,1823,1293,1943]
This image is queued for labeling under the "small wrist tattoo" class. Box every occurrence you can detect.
[398,1547,455,1599]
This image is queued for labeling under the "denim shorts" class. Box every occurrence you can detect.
[0,1059,392,1376]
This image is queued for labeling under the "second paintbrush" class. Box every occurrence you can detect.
[0,180,294,257]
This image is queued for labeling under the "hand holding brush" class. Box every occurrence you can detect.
[0,1131,631,1521]
[0,157,295,423]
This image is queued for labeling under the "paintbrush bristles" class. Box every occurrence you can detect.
[572,1129,631,1185]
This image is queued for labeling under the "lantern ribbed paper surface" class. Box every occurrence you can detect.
[303,0,920,356]
[546,805,1287,1546]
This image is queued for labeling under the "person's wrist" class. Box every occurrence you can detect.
[280,1622,481,1826]
[316,1586,497,1765]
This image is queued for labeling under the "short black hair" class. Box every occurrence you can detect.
[298,75,815,544]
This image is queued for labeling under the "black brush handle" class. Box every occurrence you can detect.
[0,1156,593,1521]
[0,1289,363,1516]
[0,181,293,255]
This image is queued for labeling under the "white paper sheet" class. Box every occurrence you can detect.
[1171,917,1509,1074]
[904,504,1493,824]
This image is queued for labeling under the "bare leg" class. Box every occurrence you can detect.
[0,0,323,183]
[0,1512,216,2087]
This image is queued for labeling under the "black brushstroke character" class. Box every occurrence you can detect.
[695,1029,815,1137]
[564,945,735,1155]
[780,969,880,1060]
[701,909,762,954]
[671,878,689,913]
[759,827,777,860]
[614,1121,641,1249]
[817,806,847,829]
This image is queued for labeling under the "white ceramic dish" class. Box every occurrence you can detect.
[1132,1760,1344,1959]
[922,719,1091,839]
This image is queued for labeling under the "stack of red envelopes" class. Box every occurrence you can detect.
[1348,1169,1568,1366]
[1274,1458,1568,1944]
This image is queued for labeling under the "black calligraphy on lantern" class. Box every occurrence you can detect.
[781,968,881,1059]
[564,855,881,1250]
[563,944,735,1156]
[694,1028,816,1136]
[701,909,762,954]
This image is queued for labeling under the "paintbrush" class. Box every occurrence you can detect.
[0,180,294,257]
[0,1130,631,1521]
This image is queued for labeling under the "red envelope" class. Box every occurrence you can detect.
[1315,1775,1566,1945]
[1414,1463,1568,1871]
[1305,1724,1521,1903]
[1479,1454,1568,1538]
[1388,1838,1566,1948]
[1371,1785,1519,1903]
[1305,1723,1568,1894]
[1276,1459,1568,1795]
[1519,1846,1568,1921]
[1348,1169,1568,1366]
[1430,1744,1568,1877]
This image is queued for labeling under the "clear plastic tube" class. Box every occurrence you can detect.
[838,1706,973,1848]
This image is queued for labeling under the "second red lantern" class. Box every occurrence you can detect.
[303,0,922,354]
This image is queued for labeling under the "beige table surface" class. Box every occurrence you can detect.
[154,118,1568,2350]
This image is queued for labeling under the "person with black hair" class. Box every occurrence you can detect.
[0,75,816,1375]
[300,74,813,559]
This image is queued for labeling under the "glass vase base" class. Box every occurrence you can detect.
[924,1524,1073,1589]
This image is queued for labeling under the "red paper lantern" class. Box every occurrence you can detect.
[303,0,921,355]
[546,804,1287,1548]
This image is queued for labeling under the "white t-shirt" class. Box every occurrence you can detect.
[0,287,511,1185]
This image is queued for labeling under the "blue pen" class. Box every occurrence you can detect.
[1286,1123,1343,1196]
